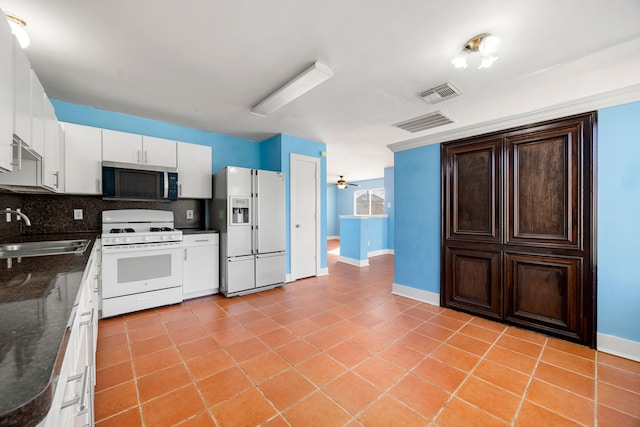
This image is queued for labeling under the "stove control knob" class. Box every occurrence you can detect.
[143,236,151,242]
[162,235,169,241]
[113,237,120,244]
[124,237,131,243]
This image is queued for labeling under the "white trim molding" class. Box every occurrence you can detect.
[318,267,329,276]
[338,256,369,267]
[368,249,394,257]
[597,333,640,362]
[327,235,340,240]
[285,274,294,283]
[391,283,440,306]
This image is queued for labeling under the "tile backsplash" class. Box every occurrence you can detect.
[0,192,206,238]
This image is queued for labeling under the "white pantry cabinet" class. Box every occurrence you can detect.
[102,129,176,168]
[182,233,219,299]
[177,142,212,198]
[0,11,13,172]
[63,123,102,194]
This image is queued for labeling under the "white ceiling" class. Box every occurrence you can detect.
[1,0,639,183]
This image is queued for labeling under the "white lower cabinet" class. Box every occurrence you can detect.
[182,233,219,299]
[39,240,100,427]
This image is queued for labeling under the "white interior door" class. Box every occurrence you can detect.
[290,154,320,280]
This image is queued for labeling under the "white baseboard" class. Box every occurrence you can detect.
[368,249,394,257]
[285,274,294,283]
[338,256,370,267]
[328,236,339,240]
[391,283,440,306]
[318,267,329,276]
[597,333,640,362]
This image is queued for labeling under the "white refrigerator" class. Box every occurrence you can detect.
[211,166,286,296]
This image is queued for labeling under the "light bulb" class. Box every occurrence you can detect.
[479,35,500,55]
[478,55,498,69]
[451,50,469,69]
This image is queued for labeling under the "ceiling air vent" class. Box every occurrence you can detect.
[393,111,453,133]
[419,81,462,104]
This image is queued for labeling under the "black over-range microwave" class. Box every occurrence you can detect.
[102,161,178,201]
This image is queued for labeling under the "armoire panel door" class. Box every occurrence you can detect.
[444,138,502,243]
[444,247,502,319]
[504,252,583,341]
[505,124,582,249]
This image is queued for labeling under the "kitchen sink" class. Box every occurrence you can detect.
[0,239,90,259]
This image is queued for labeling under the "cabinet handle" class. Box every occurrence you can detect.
[184,248,187,261]
[179,184,182,196]
[61,365,89,409]
[96,179,101,194]
[77,365,90,414]
[144,150,148,164]
[80,309,94,326]
[54,171,59,188]
[137,150,141,163]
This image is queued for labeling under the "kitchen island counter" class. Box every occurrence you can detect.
[0,233,98,427]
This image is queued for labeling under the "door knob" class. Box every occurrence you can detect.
[295,224,301,228]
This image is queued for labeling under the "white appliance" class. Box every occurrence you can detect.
[211,167,286,296]
[101,209,183,317]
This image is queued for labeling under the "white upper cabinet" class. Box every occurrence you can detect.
[177,142,212,198]
[30,70,45,156]
[42,98,62,191]
[0,11,13,172]
[142,135,177,168]
[13,38,31,149]
[63,122,102,194]
[102,129,176,168]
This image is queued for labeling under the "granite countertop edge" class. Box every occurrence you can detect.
[0,233,98,427]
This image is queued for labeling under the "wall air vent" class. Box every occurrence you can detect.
[419,81,462,104]
[393,111,454,133]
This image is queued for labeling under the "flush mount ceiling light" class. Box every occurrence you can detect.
[5,13,30,49]
[251,61,333,117]
[451,33,500,69]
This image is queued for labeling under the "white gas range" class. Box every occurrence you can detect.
[101,209,184,317]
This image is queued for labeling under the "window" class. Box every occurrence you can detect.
[354,188,385,216]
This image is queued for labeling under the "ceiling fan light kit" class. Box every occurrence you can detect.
[251,61,334,117]
[334,175,359,190]
[5,13,30,49]
[452,33,500,69]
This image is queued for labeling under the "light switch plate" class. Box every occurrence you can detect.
[74,209,83,220]
[186,210,194,220]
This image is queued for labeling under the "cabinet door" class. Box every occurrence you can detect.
[43,99,62,191]
[64,123,103,194]
[443,138,502,243]
[142,135,176,167]
[183,240,219,298]
[13,39,31,147]
[102,128,142,164]
[177,142,212,198]
[444,246,502,319]
[0,12,13,172]
[504,252,583,341]
[30,70,45,156]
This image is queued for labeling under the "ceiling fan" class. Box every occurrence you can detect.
[329,175,360,190]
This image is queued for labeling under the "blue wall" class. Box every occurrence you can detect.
[393,101,640,346]
[597,101,640,343]
[394,145,441,293]
[384,167,395,250]
[52,100,262,173]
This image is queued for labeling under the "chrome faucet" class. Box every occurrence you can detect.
[5,210,31,226]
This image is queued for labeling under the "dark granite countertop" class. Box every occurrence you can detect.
[0,233,98,427]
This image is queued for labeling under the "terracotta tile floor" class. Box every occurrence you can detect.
[95,241,640,426]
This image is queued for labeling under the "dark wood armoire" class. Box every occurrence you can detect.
[441,112,596,347]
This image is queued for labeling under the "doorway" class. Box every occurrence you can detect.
[290,154,320,280]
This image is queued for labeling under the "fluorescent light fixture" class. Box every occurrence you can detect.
[6,13,30,49]
[251,61,333,117]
